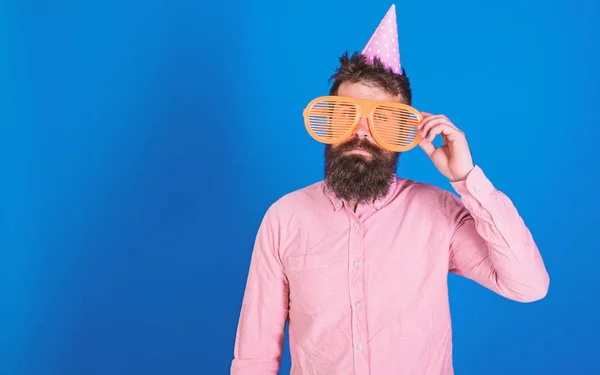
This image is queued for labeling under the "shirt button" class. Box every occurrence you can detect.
[335,202,341,209]
[357,343,363,351]
[353,260,359,267]
[474,184,481,192]
[354,221,360,228]
[355,301,361,309]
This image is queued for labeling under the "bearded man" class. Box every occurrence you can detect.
[230,5,549,375]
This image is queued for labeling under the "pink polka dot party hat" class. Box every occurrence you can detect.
[361,4,402,75]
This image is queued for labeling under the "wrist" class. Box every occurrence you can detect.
[449,164,475,182]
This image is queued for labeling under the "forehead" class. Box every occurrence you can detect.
[337,81,402,103]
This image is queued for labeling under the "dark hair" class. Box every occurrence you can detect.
[328,51,412,105]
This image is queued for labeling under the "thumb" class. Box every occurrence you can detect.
[418,138,436,157]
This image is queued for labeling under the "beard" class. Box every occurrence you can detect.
[324,136,399,205]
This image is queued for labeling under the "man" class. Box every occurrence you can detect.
[230,4,549,375]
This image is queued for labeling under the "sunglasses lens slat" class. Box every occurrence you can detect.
[306,99,357,143]
[371,105,421,151]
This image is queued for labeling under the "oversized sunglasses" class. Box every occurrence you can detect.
[303,96,423,152]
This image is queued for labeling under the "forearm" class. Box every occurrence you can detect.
[449,166,550,302]
[231,209,289,374]
[231,315,285,375]
[231,280,288,375]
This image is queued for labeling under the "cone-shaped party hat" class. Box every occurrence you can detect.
[361,4,402,74]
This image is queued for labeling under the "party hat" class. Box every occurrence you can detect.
[361,4,401,74]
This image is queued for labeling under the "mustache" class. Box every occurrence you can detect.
[332,137,384,156]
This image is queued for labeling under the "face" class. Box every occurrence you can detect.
[324,81,403,204]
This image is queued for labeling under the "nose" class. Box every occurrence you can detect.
[354,117,371,139]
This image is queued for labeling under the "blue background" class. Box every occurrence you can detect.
[1,0,598,374]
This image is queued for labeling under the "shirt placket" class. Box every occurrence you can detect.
[347,213,370,375]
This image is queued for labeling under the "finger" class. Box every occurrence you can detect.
[418,112,440,123]
[418,137,436,157]
[420,117,456,139]
[419,114,455,127]
[424,123,462,143]
[417,114,444,131]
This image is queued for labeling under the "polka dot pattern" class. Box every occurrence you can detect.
[361,4,401,74]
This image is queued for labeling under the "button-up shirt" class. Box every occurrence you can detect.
[230,166,549,375]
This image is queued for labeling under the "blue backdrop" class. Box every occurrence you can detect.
[1,0,598,374]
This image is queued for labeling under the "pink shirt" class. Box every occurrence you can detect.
[230,165,549,375]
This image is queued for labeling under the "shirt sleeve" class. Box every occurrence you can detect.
[445,165,550,302]
[230,207,289,375]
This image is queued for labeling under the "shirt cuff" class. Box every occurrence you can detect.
[450,165,494,202]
